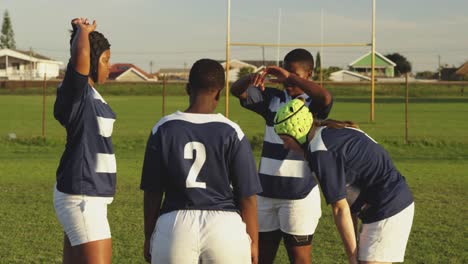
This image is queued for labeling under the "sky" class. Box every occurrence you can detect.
[1,0,467,73]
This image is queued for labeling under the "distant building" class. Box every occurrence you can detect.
[455,62,468,80]
[349,51,396,78]
[109,63,157,82]
[158,68,190,80]
[440,67,461,81]
[238,60,282,68]
[220,59,259,82]
[0,48,63,80]
[329,70,371,82]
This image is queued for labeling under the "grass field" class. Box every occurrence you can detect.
[0,93,467,263]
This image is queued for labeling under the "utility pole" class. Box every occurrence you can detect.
[276,8,282,66]
[30,47,33,79]
[438,55,441,80]
[262,46,265,66]
[149,60,154,74]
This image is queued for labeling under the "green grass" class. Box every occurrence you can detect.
[0,94,467,263]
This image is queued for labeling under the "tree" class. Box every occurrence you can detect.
[237,67,254,80]
[313,51,322,80]
[385,53,411,76]
[415,71,437,80]
[0,10,16,49]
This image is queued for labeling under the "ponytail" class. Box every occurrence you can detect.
[314,119,359,129]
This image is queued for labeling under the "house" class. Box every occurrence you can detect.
[109,63,157,82]
[238,60,282,68]
[441,67,459,81]
[440,63,468,81]
[220,59,260,82]
[349,51,396,78]
[455,62,468,80]
[158,68,190,80]
[0,48,62,80]
[329,70,371,82]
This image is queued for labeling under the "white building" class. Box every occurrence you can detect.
[0,48,63,80]
[220,59,258,82]
[329,70,371,82]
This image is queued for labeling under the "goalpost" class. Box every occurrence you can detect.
[224,0,376,121]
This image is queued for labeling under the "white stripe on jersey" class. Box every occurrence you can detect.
[259,157,310,178]
[308,127,327,153]
[268,91,311,113]
[264,126,284,144]
[92,87,107,104]
[268,96,282,112]
[345,127,378,143]
[95,153,117,173]
[96,117,115,138]
[152,111,245,140]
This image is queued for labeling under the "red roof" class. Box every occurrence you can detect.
[456,62,468,76]
[109,63,152,80]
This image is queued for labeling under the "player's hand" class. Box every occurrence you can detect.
[143,238,151,263]
[265,66,290,84]
[251,243,259,264]
[348,254,358,264]
[250,68,267,91]
[71,18,96,34]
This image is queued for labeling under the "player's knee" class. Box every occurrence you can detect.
[283,233,313,247]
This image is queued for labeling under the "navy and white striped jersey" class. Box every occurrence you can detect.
[307,126,414,223]
[140,111,262,214]
[240,87,332,199]
[54,63,116,197]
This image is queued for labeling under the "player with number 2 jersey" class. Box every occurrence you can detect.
[140,59,262,264]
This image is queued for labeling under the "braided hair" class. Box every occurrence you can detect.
[70,29,111,82]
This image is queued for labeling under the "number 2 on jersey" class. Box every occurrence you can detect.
[184,142,207,189]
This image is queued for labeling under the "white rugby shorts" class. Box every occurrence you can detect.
[359,203,415,262]
[151,210,252,264]
[53,186,113,246]
[257,186,322,235]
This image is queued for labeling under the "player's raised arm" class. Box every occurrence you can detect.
[70,18,96,76]
[230,68,267,99]
[267,65,332,108]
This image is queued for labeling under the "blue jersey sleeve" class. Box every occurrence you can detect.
[308,150,346,204]
[140,132,166,192]
[229,137,262,199]
[239,87,277,119]
[53,63,89,126]
[308,97,333,120]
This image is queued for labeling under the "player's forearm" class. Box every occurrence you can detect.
[70,28,91,76]
[231,74,254,99]
[143,190,163,240]
[287,73,332,106]
[351,213,359,237]
[332,200,358,262]
[239,195,259,247]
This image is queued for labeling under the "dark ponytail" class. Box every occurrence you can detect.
[314,119,359,129]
